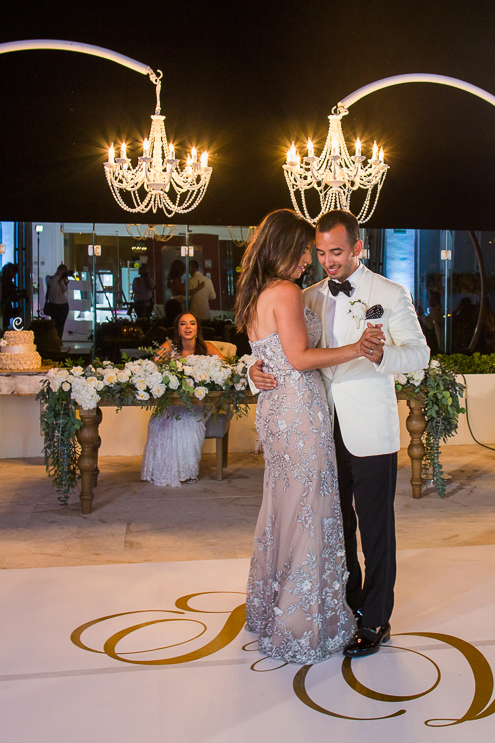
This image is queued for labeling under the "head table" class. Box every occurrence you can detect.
[0,370,425,513]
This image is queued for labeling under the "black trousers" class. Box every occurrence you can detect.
[48,302,69,341]
[334,414,398,628]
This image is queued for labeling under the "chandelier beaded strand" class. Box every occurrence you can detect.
[283,105,388,225]
[104,69,212,216]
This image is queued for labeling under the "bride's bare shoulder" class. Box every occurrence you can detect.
[262,280,301,301]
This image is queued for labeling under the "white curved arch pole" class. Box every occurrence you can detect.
[340,73,495,110]
[0,39,150,76]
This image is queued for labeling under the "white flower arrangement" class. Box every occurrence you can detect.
[39,352,254,503]
[348,299,368,328]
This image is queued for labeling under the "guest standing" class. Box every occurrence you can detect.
[189,260,216,320]
[132,266,155,318]
[45,264,70,341]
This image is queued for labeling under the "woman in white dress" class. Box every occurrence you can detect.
[141,312,224,487]
[235,209,385,663]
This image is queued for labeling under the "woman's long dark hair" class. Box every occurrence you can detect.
[173,312,208,355]
[234,209,315,333]
[167,259,185,289]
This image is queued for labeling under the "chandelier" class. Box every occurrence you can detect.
[126,223,178,242]
[228,225,257,247]
[104,69,212,216]
[283,106,389,225]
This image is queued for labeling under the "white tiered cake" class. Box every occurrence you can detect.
[0,330,42,370]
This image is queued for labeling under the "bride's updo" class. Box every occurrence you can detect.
[235,209,314,334]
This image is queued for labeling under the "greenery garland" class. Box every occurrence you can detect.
[394,359,466,498]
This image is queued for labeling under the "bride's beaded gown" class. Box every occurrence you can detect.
[247,307,355,663]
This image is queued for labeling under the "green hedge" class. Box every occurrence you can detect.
[435,353,495,374]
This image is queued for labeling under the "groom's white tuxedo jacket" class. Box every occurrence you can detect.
[303,265,429,457]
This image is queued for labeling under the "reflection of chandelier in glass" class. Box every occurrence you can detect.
[228,225,257,247]
[283,106,389,225]
[105,69,212,216]
[126,224,178,242]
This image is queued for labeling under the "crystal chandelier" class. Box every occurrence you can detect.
[126,223,178,242]
[104,69,212,216]
[228,225,257,247]
[283,106,389,225]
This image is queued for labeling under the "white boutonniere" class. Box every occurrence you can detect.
[348,299,368,328]
[348,301,385,327]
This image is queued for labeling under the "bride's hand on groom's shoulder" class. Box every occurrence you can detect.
[249,359,278,390]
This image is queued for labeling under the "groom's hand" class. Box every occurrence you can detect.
[363,322,385,363]
[249,359,278,390]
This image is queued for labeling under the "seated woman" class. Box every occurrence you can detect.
[141,312,224,487]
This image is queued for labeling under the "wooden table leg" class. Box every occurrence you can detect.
[405,399,427,499]
[93,407,103,488]
[76,407,101,514]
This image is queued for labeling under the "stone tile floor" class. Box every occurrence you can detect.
[0,445,494,569]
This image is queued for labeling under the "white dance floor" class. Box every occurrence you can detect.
[1,546,495,742]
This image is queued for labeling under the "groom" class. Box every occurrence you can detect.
[249,209,429,657]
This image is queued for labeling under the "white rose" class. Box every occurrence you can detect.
[167,375,180,390]
[151,384,166,398]
[194,386,208,400]
[103,371,117,386]
[117,370,131,383]
[136,390,150,401]
[410,369,425,386]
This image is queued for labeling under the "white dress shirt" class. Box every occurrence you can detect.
[325,262,364,348]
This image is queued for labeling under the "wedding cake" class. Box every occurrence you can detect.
[0,330,42,370]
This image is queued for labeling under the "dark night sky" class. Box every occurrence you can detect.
[1,0,495,228]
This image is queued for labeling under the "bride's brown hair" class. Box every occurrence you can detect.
[235,209,315,333]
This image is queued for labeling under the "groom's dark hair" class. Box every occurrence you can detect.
[317,210,360,247]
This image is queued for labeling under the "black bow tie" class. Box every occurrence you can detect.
[328,278,353,297]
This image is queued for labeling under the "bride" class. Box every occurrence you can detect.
[235,209,385,663]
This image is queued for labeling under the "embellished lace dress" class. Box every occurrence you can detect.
[246,307,355,663]
[141,406,206,487]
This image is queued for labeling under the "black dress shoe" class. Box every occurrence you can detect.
[343,623,391,658]
[353,608,363,627]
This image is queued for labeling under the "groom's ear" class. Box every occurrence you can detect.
[353,239,363,257]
